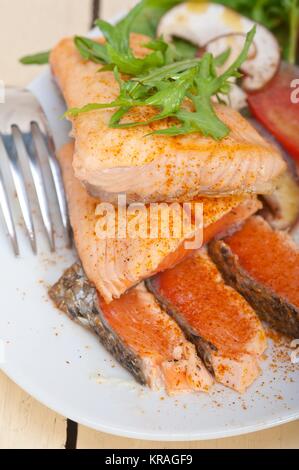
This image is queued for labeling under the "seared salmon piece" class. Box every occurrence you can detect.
[146,252,267,393]
[58,142,261,303]
[50,34,285,204]
[209,216,299,338]
[49,264,213,395]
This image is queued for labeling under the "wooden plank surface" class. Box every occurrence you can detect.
[0,0,92,87]
[0,0,298,449]
[77,421,299,449]
[102,0,139,19]
[0,371,66,449]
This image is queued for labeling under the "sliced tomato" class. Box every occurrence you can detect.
[247,63,299,162]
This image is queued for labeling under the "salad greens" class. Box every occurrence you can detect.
[21,0,297,139]
[65,0,255,140]
[124,0,196,58]
[19,0,299,66]
[20,50,50,65]
[74,0,193,72]
[119,0,183,37]
[216,0,299,64]
[67,24,255,140]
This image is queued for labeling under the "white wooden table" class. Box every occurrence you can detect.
[0,0,298,449]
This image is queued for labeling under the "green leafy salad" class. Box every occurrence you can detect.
[19,0,299,140]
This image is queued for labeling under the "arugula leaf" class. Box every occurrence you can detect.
[125,0,184,37]
[67,67,150,118]
[66,57,202,118]
[106,43,164,75]
[119,0,197,59]
[134,58,201,85]
[171,37,197,60]
[20,51,50,65]
[67,27,255,140]
[151,27,255,139]
[214,48,232,67]
[130,48,230,89]
[74,1,174,75]
[74,36,108,63]
[96,0,145,53]
[110,67,198,129]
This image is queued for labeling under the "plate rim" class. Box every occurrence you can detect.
[2,361,299,441]
[2,12,299,442]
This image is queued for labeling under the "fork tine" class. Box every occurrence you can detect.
[12,125,55,252]
[33,123,72,247]
[48,151,72,247]
[0,133,37,254]
[0,165,19,256]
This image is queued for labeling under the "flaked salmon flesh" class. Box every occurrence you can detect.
[58,142,261,303]
[147,252,267,393]
[50,33,286,204]
[209,216,299,337]
[49,264,213,395]
[225,216,299,307]
[98,283,213,394]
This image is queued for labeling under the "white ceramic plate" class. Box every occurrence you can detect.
[0,61,299,443]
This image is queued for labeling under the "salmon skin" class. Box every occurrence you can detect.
[146,252,267,393]
[49,263,213,395]
[50,34,285,204]
[209,216,299,338]
[58,142,261,303]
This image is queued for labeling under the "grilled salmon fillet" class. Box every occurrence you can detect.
[50,34,286,204]
[58,142,261,303]
[209,216,299,338]
[146,252,267,393]
[49,263,213,395]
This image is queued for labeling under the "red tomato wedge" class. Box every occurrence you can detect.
[247,63,299,162]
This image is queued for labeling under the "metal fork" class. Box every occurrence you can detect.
[0,87,71,255]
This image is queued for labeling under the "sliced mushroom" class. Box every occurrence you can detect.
[206,33,257,72]
[158,2,280,91]
[262,171,299,231]
[248,117,299,230]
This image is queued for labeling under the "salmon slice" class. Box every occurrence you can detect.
[49,263,213,395]
[146,252,267,393]
[209,216,299,338]
[50,34,285,204]
[58,142,261,303]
